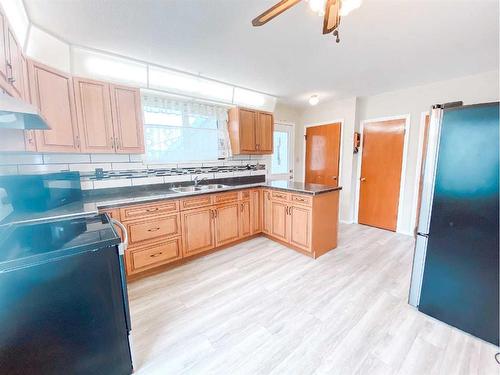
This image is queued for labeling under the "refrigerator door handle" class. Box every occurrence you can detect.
[417,107,444,234]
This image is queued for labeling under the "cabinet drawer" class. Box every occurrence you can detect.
[120,200,179,221]
[214,191,239,204]
[271,191,289,201]
[290,194,312,206]
[181,195,213,210]
[129,237,182,272]
[240,190,250,200]
[127,214,181,244]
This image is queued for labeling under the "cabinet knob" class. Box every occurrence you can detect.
[360,177,366,182]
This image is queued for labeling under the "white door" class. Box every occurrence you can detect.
[270,123,294,181]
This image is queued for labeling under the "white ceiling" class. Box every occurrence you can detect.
[24,0,499,107]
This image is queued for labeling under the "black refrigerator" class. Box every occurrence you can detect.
[0,214,133,374]
[408,102,499,345]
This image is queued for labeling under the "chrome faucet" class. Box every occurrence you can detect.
[193,176,208,187]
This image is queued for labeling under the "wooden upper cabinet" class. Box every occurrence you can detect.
[228,107,274,155]
[110,84,144,154]
[73,77,115,153]
[239,108,257,152]
[256,112,273,152]
[0,11,8,86]
[6,28,23,98]
[29,60,80,152]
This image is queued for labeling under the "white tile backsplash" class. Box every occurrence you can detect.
[93,178,132,189]
[43,153,91,164]
[163,175,191,183]
[80,180,94,190]
[111,162,145,170]
[131,176,164,186]
[90,154,130,163]
[18,164,69,173]
[0,165,18,175]
[69,163,112,172]
[128,154,145,162]
[0,153,43,165]
[214,172,234,178]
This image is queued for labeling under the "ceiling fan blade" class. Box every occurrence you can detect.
[323,0,341,34]
[252,0,302,26]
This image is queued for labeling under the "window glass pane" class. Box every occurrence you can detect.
[144,111,182,127]
[187,115,217,129]
[271,131,289,174]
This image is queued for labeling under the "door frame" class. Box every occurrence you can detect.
[269,121,295,181]
[302,119,344,187]
[409,111,430,234]
[354,114,411,233]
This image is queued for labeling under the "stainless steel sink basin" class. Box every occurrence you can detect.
[198,184,229,190]
[171,184,229,193]
[171,186,200,193]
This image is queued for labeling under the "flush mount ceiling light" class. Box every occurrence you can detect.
[252,0,362,43]
[309,95,320,106]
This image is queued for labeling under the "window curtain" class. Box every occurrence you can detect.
[142,95,232,158]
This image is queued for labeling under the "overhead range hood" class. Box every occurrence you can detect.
[0,93,50,130]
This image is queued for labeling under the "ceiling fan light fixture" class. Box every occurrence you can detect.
[309,95,320,106]
[340,0,362,16]
[307,0,327,16]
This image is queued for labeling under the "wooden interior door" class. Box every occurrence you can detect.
[305,123,341,186]
[110,84,144,154]
[239,108,257,152]
[29,61,80,152]
[74,78,115,153]
[358,119,406,231]
[215,203,240,246]
[256,112,273,152]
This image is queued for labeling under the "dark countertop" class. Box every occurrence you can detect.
[0,180,341,226]
[266,180,342,195]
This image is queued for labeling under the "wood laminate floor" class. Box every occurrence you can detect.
[128,224,499,375]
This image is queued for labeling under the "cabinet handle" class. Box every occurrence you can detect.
[289,206,293,215]
[75,136,80,148]
[150,252,163,258]
[111,137,115,148]
[210,209,214,220]
[285,206,289,215]
[294,197,305,202]
[7,77,15,84]
[116,138,121,149]
[146,208,159,212]
[241,203,244,212]
[147,227,161,232]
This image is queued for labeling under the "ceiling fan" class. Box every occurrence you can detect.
[252,0,361,43]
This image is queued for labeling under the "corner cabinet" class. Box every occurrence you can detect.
[228,107,274,155]
[29,61,80,153]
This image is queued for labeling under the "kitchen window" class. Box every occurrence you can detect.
[143,96,231,163]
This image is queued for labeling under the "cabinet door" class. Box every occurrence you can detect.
[110,84,144,154]
[29,61,80,152]
[250,189,261,234]
[270,200,288,242]
[182,207,215,256]
[262,190,272,234]
[239,200,251,238]
[0,12,9,85]
[6,28,23,98]
[74,78,115,153]
[215,203,240,246]
[289,205,312,252]
[239,108,256,152]
[256,112,273,153]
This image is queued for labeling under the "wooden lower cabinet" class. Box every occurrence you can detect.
[250,189,261,234]
[108,187,340,279]
[270,200,288,242]
[215,202,240,246]
[289,204,312,252]
[239,200,251,238]
[182,207,216,257]
[127,237,182,275]
[262,189,272,234]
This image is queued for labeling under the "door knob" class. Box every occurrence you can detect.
[360,177,366,182]
[331,176,337,180]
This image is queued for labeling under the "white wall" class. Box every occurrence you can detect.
[296,70,500,234]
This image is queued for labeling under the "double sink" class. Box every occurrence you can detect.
[171,184,229,193]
